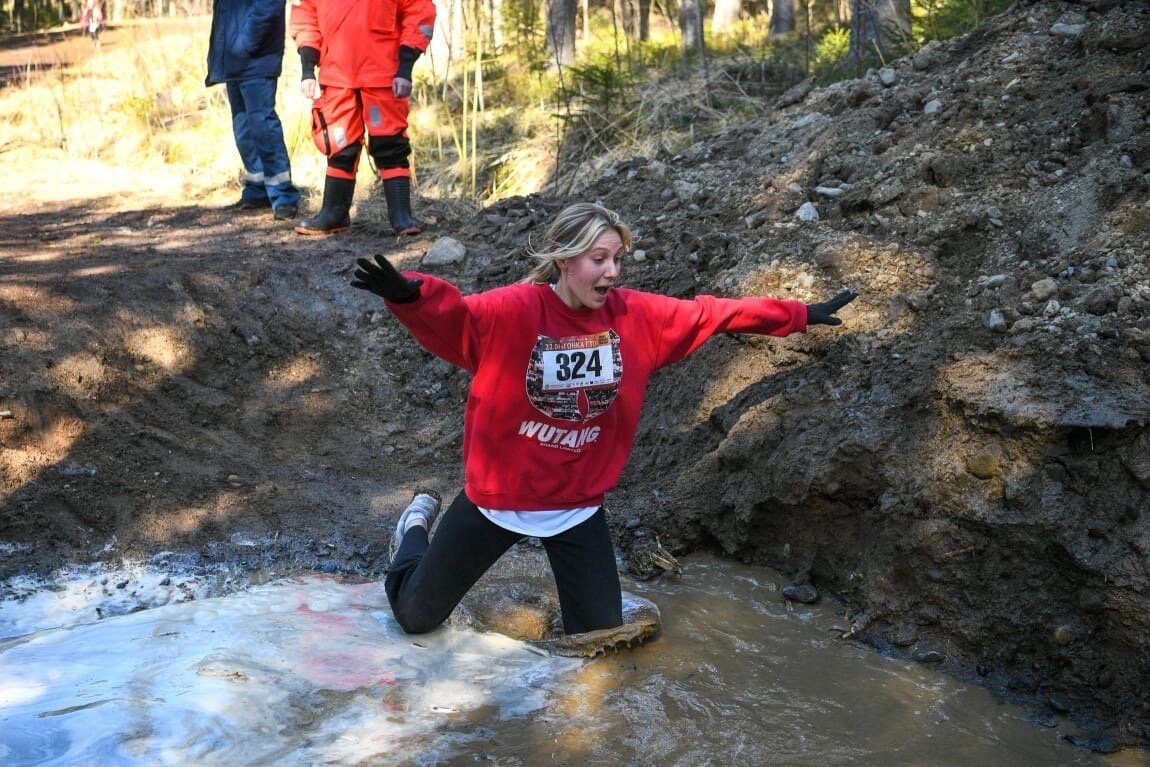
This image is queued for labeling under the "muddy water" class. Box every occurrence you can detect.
[446,552,1146,766]
[0,551,1145,766]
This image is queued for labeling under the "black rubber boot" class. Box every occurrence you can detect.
[295,176,354,236]
[383,176,422,236]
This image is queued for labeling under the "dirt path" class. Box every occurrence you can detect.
[0,19,204,87]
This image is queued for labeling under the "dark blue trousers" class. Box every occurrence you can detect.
[226,77,300,209]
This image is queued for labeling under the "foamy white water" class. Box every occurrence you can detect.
[1,553,1144,767]
[0,575,578,766]
[0,559,222,639]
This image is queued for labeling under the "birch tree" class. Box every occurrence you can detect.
[710,0,741,35]
[428,0,468,80]
[679,0,703,55]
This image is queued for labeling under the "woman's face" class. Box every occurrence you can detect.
[554,229,624,310]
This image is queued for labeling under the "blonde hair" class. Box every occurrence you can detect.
[523,202,633,284]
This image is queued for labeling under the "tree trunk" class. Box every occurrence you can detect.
[710,0,741,35]
[546,0,578,66]
[487,0,504,51]
[428,0,467,80]
[678,0,702,55]
[616,0,638,38]
[769,0,795,38]
[849,0,910,66]
[835,0,850,25]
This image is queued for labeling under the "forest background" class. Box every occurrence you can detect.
[0,0,1009,208]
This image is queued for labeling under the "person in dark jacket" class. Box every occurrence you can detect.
[206,0,300,220]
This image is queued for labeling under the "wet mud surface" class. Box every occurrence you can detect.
[1,0,1148,752]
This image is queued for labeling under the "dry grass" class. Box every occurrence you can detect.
[0,18,326,208]
[0,16,763,213]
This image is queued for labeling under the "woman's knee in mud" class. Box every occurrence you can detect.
[393,605,445,635]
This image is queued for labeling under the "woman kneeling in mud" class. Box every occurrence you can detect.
[351,202,857,636]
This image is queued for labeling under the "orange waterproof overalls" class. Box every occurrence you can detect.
[290,0,435,182]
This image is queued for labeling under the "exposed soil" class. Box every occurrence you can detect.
[1,0,1148,753]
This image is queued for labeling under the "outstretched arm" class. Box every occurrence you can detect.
[805,289,859,326]
[349,255,482,372]
[351,254,423,303]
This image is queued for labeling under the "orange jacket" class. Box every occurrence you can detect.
[290,0,435,88]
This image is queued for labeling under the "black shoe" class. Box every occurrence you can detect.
[273,203,298,220]
[226,198,271,212]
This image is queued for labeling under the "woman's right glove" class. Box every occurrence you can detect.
[806,289,859,326]
[351,254,423,303]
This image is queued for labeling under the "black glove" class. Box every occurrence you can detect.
[351,254,423,303]
[806,289,858,326]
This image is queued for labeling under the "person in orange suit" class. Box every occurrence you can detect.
[289,0,435,236]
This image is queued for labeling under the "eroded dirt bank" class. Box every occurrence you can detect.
[1,0,1148,752]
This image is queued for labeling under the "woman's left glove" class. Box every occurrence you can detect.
[806,289,859,326]
[351,254,423,303]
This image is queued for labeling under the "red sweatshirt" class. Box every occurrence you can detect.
[388,275,808,511]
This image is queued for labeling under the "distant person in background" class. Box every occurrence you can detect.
[80,0,104,47]
[206,0,301,221]
[289,0,435,236]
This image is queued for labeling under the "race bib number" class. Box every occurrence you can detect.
[527,330,622,422]
[539,334,615,390]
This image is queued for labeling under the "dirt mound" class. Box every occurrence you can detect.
[1,0,1147,751]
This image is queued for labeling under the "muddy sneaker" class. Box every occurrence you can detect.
[389,490,442,561]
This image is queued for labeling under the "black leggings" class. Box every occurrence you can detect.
[385,491,623,635]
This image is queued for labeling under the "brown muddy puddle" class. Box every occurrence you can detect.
[1,550,1146,766]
